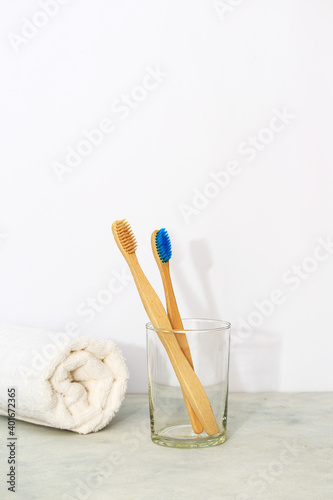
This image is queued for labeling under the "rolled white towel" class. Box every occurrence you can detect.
[0,325,129,434]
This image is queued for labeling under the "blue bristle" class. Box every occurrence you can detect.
[155,228,172,263]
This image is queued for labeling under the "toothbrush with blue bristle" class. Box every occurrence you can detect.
[151,228,204,434]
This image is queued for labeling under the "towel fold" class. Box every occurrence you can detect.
[0,325,129,434]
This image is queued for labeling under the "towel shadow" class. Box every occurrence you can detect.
[100,344,147,430]
[116,342,147,394]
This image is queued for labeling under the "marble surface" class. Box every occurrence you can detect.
[0,393,332,500]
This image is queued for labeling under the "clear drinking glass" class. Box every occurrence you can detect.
[146,318,231,448]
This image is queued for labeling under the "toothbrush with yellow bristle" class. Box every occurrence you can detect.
[152,228,203,434]
[112,219,219,436]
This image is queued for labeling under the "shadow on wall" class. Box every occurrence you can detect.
[172,237,221,319]
[118,342,147,393]
[190,238,220,318]
[172,237,283,392]
[229,329,283,392]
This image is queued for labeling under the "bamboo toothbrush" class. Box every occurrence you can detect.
[152,228,203,434]
[112,220,219,436]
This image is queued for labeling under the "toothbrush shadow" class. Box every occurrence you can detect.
[172,238,219,318]
[189,238,220,318]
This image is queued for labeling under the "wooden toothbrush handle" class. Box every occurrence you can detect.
[163,267,194,360]
[129,255,219,436]
[155,330,220,436]
[162,265,204,434]
[177,375,203,434]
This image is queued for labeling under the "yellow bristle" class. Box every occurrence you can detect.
[114,219,137,254]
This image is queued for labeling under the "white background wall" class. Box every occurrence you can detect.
[1,0,332,393]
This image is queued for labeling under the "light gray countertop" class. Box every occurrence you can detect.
[0,393,332,500]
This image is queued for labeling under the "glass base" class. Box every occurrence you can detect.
[151,425,226,449]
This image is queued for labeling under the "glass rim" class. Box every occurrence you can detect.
[145,317,231,334]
